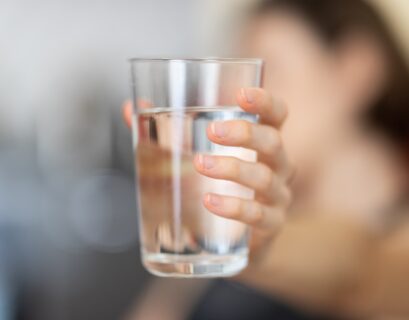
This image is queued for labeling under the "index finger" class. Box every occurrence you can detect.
[237,88,287,127]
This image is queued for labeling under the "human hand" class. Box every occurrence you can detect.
[122,88,293,272]
[191,88,293,257]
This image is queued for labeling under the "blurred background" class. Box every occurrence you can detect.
[0,0,409,319]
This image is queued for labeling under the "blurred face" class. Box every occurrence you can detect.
[243,11,387,169]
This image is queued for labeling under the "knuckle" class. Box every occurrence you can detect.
[250,87,265,103]
[258,164,275,190]
[236,120,253,144]
[225,198,248,220]
[227,157,241,179]
[232,199,245,219]
[250,202,264,225]
[263,128,282,155]
[257,88,268,102]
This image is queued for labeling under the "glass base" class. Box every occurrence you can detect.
[142,252,248,278]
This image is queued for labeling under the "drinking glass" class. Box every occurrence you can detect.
[130,58,263,277]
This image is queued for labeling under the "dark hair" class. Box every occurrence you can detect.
[254,0,409,153]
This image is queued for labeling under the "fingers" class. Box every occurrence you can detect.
[237,87,287,127]
[123,101,133,129]
[207,121,280,155]
[203,193,285,231]
[206,120,292,179]
[194,154,283,203]
[122,99,152,129]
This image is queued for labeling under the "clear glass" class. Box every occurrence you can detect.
[130,58,263,277]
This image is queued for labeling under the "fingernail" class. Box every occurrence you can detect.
[197,154,215,169]
[210,121,227,138]
[206,194,222,207]
[241,88,255,104]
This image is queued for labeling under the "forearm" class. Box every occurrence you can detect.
[342,220,409,317]
[239,213,379,315]
[247,213,409,318]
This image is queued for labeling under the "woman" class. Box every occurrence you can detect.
[124,0,409,318]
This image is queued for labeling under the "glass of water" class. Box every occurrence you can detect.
[129,58,263,277]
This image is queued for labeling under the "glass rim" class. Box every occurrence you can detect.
[128,57,263,64]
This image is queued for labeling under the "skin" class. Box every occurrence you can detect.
[123,90,293,320]
[123,87,292,252]
[124,10,409,319]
